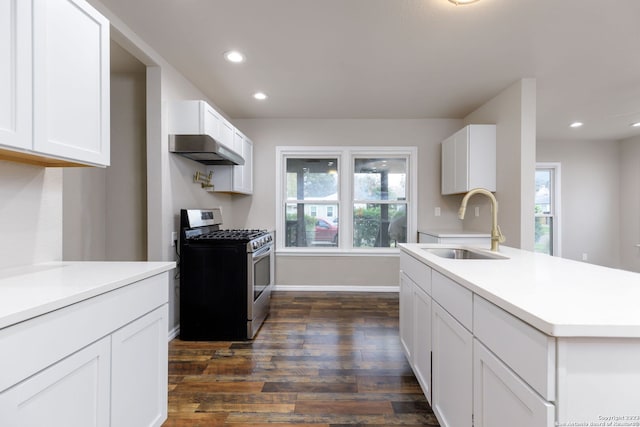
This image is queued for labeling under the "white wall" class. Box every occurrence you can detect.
[0,162,62,269]
[537,138,621,268]
[235,118,462,288]
[463,79,537,250]
[620,136,640,272]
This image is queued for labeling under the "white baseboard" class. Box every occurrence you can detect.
[168,325,180,341]
[273,285,399,293]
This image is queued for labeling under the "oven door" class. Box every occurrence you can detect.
[247,243,273,338]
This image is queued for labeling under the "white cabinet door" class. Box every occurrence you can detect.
[111,305,168,427]
[399,272,414,361]
[203,103,221,140]
[243,137,253,194]
[219,117,234,149]
[432,301,472,427]
[233,130,245,190]
[474,339,555,427]
[441,124,495,195]
[453,126,469,194]
[0,337,110,427]
[211,134,253,194]
[441,134,455,195]
[413,285,432,404]
[32,0,110,166]
[0,0,31,151]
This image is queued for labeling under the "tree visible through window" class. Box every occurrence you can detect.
[278,147,415,251]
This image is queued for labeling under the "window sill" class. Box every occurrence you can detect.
[275,248,401,257]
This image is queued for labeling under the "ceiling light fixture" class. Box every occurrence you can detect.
[569,122,583,128]
[253,92,268,100]
[224,50,245,63]
[631,122,640,127]
[448,0,480,5]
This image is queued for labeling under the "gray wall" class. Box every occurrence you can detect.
[537,138,621,268]
[620,136,640,272]
[64,53,147,261]
[463,79,537,250]
[0,162,62,269]
[235,118,466,288]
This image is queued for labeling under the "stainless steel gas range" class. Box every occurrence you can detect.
[179,208,273,340]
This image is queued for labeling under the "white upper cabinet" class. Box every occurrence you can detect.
[211,130,254,194]
[441,124,496,195]
[0,0,31,151]
[170,100,254,194]
[170,100,234,151]
[0,0,110,167]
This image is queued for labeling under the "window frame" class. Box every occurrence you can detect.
[535,162,561,256]
[276,146,418,254]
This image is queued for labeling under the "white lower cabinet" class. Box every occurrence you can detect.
[431,301,472,427]
[0,337,111,427]
[399,272,414,360]
[0,272,170,427]
[473,339,554,427]
[111,306,168,427]
[412,286,432,403]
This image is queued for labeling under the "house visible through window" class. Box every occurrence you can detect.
[277,147,416,251]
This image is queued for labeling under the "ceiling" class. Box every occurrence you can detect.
[101,0,640,141]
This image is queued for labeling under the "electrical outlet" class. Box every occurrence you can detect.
[582,253,588,261]
[475,206,480,217]
[171,231,178,246]
[434,207,441,217]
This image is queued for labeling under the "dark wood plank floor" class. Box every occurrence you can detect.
[163,291,439,426]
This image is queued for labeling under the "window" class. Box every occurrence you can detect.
[535,163,561,256]
[277,147,417,252]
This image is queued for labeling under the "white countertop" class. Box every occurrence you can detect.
[400,244,640,338]
[0,261,176,330]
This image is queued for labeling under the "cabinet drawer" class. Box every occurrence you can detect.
[431,270,472,330]
[0,273,169,392]
[474,296,556,401]
[400,252,431,295]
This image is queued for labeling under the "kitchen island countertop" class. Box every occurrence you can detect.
[400,244,640,337]
[0,261,176,330]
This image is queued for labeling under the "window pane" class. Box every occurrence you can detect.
[535,216,553,255]
[285,203,339,247]
[535,169,552,214]
[354,158,406,201]
[353,203,406,248]
[286,158,338,200]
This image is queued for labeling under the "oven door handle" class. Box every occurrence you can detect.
[252,245,272,261]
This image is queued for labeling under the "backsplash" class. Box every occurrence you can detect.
[0,160,62,269]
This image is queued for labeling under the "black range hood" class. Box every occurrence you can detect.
[169,134,244,166]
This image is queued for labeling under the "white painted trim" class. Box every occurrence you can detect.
[274,285,399,293]
[276,249,400,257]
[168,325,180,341]
[275,145,418,252]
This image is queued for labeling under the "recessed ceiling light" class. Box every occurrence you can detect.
[448,0,480,4]
[631,122,640,127]
[569,122,583,128]
[253,92,268,100]
[224,50,245,63]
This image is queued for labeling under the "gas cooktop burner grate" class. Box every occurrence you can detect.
[191,229,268,241]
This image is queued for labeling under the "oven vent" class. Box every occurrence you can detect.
[169,134,245,166]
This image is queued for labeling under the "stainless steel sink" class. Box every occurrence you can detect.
[422,247,508,260]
